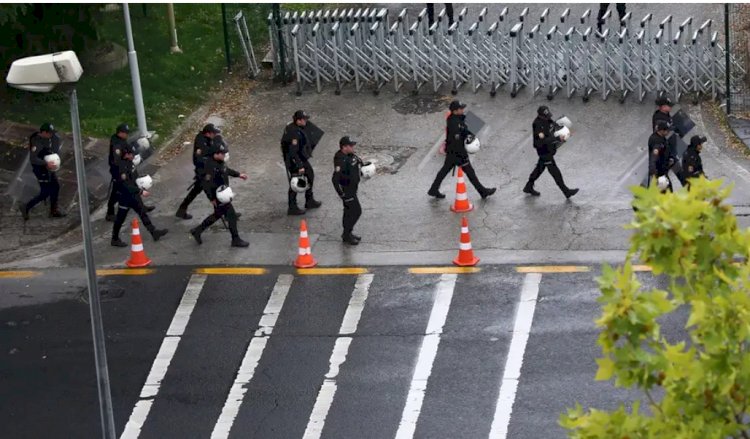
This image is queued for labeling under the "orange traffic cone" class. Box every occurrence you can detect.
[294,219,318,268]
[126,219,152,268]
[453,216,479,266]
[450,167,473,213]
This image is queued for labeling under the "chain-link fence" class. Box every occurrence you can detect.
[729,3,750,115]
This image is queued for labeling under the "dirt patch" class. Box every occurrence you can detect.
[393,94,452,115]
[358,144,418,175]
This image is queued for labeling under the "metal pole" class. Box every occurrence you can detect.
[273,3,287,83]
[167,4,182,54]
[70,88,117,439]
[222,3,232,72]
[725,3,731,114]
[123,3,149,138]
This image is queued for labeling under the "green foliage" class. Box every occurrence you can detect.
[561,177,750,439]
[1,3,271,139]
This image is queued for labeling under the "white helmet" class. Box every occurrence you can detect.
[290,175,309,193]
[555,116,573,129]
[465,135,481,154]
[360,162,376,179]
[216,185,234,204]
[554,125,571,141]
[223,152,230,163]
[44,153,61,172]
[136,175,153,191]
[657,176,669,191]
[136,137,150,150]
[132,154,142,166]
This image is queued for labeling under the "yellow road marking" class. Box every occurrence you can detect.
[409,267,481,274]
[194,267,268,275]
[631,265,653,272]
[515,266,591,273]
[96,268,155,276]
[296,267,369,275]
[0,270,39,279]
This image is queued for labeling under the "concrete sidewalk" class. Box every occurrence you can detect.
[2,3,747,270]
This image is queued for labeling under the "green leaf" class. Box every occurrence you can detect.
[595,357,615,381]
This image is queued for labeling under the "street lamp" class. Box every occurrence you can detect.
[6,51,117,439]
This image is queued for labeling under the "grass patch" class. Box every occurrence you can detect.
[0,3,270,140]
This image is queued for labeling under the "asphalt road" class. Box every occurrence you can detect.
[0,265,679,439]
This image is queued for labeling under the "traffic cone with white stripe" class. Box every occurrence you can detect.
[126,219,152,268]
[294,219,317,268]
[453,216,479,266]
[450,167,473,213]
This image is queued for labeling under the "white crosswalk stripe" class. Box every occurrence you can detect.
[121,274,207,439]
[303,274,374,439]
[211,274,294,439]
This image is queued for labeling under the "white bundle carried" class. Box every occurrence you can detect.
[216,185,235,204]
[465,136,481,154]
[44,153,61,172]
[555,116,573,128]
[136,175,153,191]
[132,154,142,166]
[360,162,376,179]
[657,176,670,191]
[554,126,571,142]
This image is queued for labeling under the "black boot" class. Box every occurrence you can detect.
[231,236,249,248]
[146,225,168,241]
[480,187,497,199]
[287,205,305,216]
[523,182,541,196]
[175,208,193,220]
[564,188,579,199]
[145,205,156,212]
[19,203,29,221]
[111,237,128,247]
[50,208,67,218]
[190,226,203,244]
[428,189,446,199]
[342,234,359,245]
[305,199,322,209]
[105,213,115,222]
[351,233,361,241]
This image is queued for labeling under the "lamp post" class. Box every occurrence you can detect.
[6,51,117,439]
[123,3,150,139]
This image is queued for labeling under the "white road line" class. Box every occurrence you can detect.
[211,274,294,439]
[303,273,374,439]
[395,273,458,439]
[120,274,207,439]
[417,133,448,171]
[488,273,542,439]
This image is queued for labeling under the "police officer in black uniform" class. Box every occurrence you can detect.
[683,135,707,187]
[652,96,686,186]
[19,123,66,220]
[175,123,221,220]
[648,120,675,192]
[281,110,322,215]
[523,106,579,198]
[111,143,168,247]
[105,123,155,221]
[428,100,496,199]
[189,143,249,248]
[332,136,364,245]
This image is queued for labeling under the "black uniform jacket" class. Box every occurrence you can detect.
[281,122,312,172]
[332,150,362,199]
[109,135,128,178]
[532,116,560,161]
[29,132,61,180]
[445,114,472,159]
[682,147,704,179]
[200,157,240,201]
[193,133,213,170]
[115,159,143,201]
[648,133,673,177]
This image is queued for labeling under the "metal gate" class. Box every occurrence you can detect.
[267,6,744,103]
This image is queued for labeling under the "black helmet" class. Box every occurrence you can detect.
[116,123,130,134]
[537,105,551,118]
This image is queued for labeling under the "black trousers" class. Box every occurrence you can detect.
[598,3,626,25]
[288,160,315,208]
[106,178,118,215]
[178,174,205,212]
[429,155,485,194]
[27,172,60,212]
[426,3,454,26]
[342,195,362,237]
[196,202,240,238]
[527,157,570,192]
[113,193,154,240]
[666,136,687,186]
